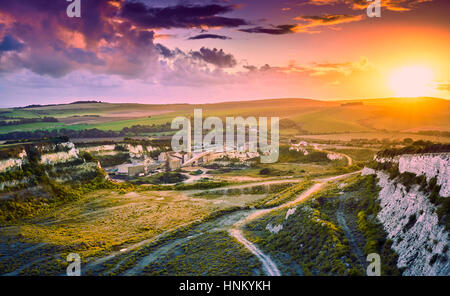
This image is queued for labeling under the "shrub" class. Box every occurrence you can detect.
[403,214,417,232]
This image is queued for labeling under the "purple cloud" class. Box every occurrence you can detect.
[239,24,297,35]
[188,34,231,40]
[120,2,248,29]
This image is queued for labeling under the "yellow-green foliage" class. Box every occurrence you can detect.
[9,189,211,261]
[141,231,262,276]
[245,176,401,275]
[256,180,314,208]
[245,201,353,275]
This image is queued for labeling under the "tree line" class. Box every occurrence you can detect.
[0,123,172,141]
[377,141,450,157]
[0,117,58,126]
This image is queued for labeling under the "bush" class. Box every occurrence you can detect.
[96,153,130,167]
[79,151,97,163]
[277,146,331,163]
[259,168,272,175]
[174,181,229,191]
[403,214,417,232]
[377,142,450,158]
[189,169,203,176]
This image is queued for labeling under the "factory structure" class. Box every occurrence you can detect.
[107,118,261,177]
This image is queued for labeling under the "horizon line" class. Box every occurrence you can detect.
[2,96,448,109]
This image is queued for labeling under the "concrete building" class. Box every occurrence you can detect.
[117,163,145,176]
[128,164,145,176]
[168,154,183,170]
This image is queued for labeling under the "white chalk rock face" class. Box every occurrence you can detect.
[80,145,116,153]
[266,223,283,234]
[361,167,376,176]
[398,153,450,197]
[40,142,80,165]
[327,153,343,161]
[375,171,450,276]
[375,156,400,164]
[127,145,150,158]
[0,150,28,172]
[0,158,23,172]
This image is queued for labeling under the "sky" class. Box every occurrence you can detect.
[0,0,449,106]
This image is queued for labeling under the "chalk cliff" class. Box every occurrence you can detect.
[363,153,449,275]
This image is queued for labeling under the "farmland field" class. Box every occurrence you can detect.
[297,132,450,143]
[0,98,448,137]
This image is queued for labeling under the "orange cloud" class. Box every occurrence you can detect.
[304,0,433,12]
[293,14,364,33]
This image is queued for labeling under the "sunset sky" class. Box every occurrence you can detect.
[0,0,449,106]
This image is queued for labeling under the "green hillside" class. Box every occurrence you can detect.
[0,97,448,136]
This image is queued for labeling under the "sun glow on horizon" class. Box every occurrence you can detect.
[388,66,435,97]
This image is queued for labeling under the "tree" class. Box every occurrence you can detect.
[403,138,413,145]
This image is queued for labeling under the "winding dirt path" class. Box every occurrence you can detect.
[313,144,353,166]
[0,149,357,276]
[229,170,361,276]
[229,228,281,276]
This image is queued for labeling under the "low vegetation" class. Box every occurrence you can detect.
[129,172,188,185]
[277,146,331,163]
[193,182,296,198]
[377,141,450,157]
[244,176,400,275]
[141,231,262,276]
[253,180,314,208]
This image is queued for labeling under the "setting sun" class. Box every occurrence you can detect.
[389,66,434,97]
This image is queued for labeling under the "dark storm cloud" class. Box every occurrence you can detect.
[155,43,185,58]
[239,24,297,35]
[0,0,118,45]
[188,34,231,40]
[0,0,124,77]
[156,44,176,58]
[0,35,24,52]
[190,47,237,68]
[120,2,248,29]
[158,44,237,68]
[0,0,245,77]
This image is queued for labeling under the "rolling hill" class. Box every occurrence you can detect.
[0,97,448,136]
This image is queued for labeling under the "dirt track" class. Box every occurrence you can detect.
[229,170,361,276]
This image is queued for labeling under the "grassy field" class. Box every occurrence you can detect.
[0,178,277,275]
[217,162,355,181]
[0,122,67,133]
[1,97,448,135]
[141,230,263,276]
[1,190,212,259]
[292,106,375,133]
[326,148,377,162]
[84,113,176,131]
[297,132,450,143]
